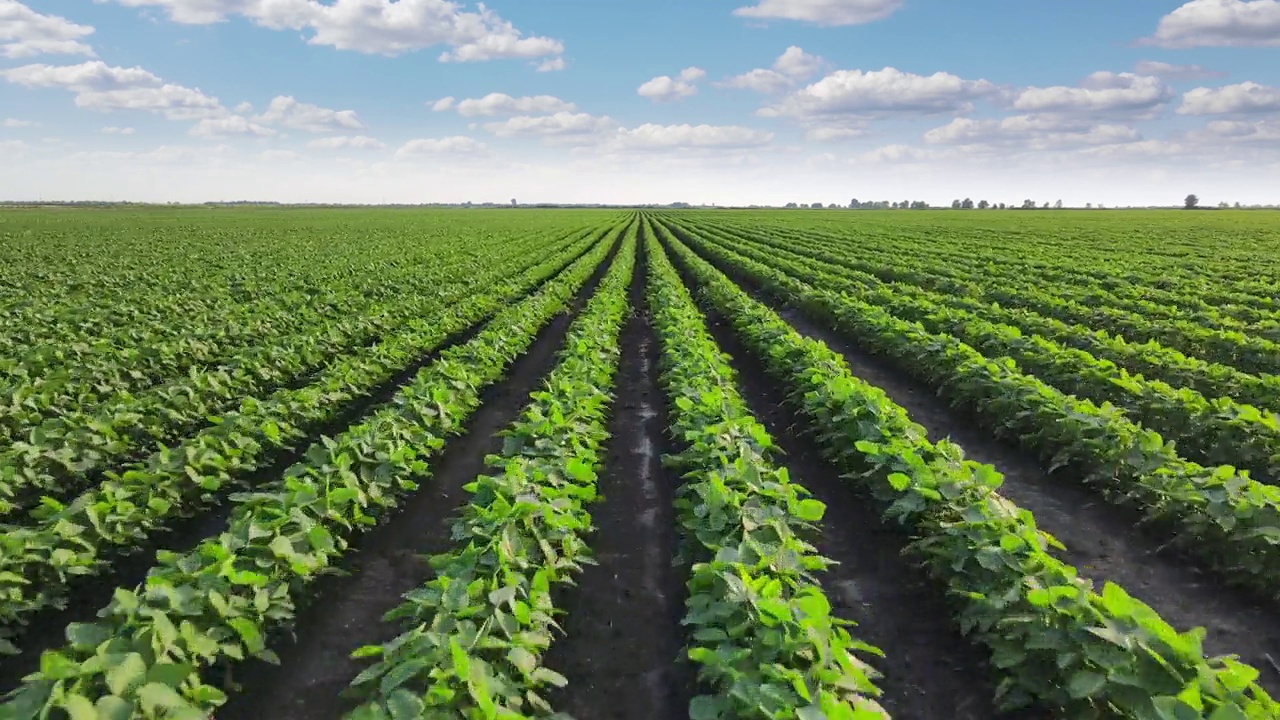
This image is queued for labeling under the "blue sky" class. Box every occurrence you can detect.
[3,0,1280,205]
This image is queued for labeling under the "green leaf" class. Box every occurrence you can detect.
[106,652,147,696]
[59,695,98,720]
[793,498,826,522]
[1067,671,1106,699]
[385,689,426,720]
[95,696,134,720]
[689,694,726,720]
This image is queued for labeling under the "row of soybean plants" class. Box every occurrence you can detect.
[0,221,624,720]
[0,223,480,436]
[343,221,888,720]
[692,214,1280,371]
[0,224,616,654]
[750,210,1279,317]
[661,218,1280,602]
[0,225,605,519]
[690,216,1280,416]
[652,218,1279,719]
[780,214,1280,333]
[668,218,1280,484]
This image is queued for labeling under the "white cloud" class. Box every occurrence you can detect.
[0,0,95,59]
[722,46,825,94]
[1195,118,1280,141]
[732,0,902,26]
[4,61,225,120]
[1132,60,1224,81]
[1011,72,1171,116]
[481,112,617,143]
[637,67,706,102]
[1145,0,1280,48]
[1178,81,1280,114]
[261,149,302,162]
[308,135,386,149]
[608,123,774,151]
[0,139,28,155]
[106,0,565,62]
[805,126,867,141]
[924,115,1141,150]
[762,67,999,119]
[101,126,135,134]
[536,57,565,72]
[190,115,278,138]
[432,92,577,117]
[252,96,363,132]
[2,117,37,127]
[395,136,487,157]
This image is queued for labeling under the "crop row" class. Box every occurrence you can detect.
[0,227,602,520]
[0,225,618,655]
[671,220,1280,486]
[696,218,1280,416]
[645,221,889,719]
[341,219,638,719]
[653,219,1279,719]
[684,216,1280,376]
[0,222,621,718]
[662,218,1280,600]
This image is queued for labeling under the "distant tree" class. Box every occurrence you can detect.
[828,203,840,209]
[1098,203,1106,209]
[784,202,797,208]
[961,197,975,209]
[978,200,989,209]
[1054,199,1063,209]
[1234,201,1242,209]
[1086,202,1093,209]
[1021,199,1036,209]
[1184,194,1199,209]
[1042,201,1050,209]
[998,202,1007,209]
[1219,201,1230,209]
[811,202,824,209]
[511,198,517,206]
[890,201,899,209]
[849,198,860,208]
[951,199,962,209]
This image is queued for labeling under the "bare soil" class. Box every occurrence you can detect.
[543,237,694,720]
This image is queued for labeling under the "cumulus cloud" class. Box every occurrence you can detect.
[101,126,135,134]
[1011,72,1171,116]
[608,123,774,151]
[1132,60,1225,81]
[536,57,565,72]
[3,61,224,119]
[721,46,825,94]
[308,135,387,149]
[481,111,617,140]
[924,115,1141,150]
[395,136,488,157]
[637,67,706,102]
[732,0,902,26]
[431,92,577,117]
[762,67,999,120]
[1194,118,1280,141]
[1144,0,1280,48]
[1178,81,1280,114]
[251,96,363,132]
[104,0,565,63]
[190,115,278,138]
[2,117,37,127]
[0,0,95,58]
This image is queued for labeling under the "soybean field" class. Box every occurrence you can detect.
[2,206,1280,720]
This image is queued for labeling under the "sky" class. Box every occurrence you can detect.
[2,0,1280,206]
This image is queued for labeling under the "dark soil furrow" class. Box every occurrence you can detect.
[0,232,615,693]
[542,233,693,720]
[213,228,627,720]
[673,230,1280,694]
[670,256,1009,720]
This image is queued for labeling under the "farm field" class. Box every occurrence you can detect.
[1,206,1280,719]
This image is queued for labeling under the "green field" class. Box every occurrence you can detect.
[1,206,1279,720]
